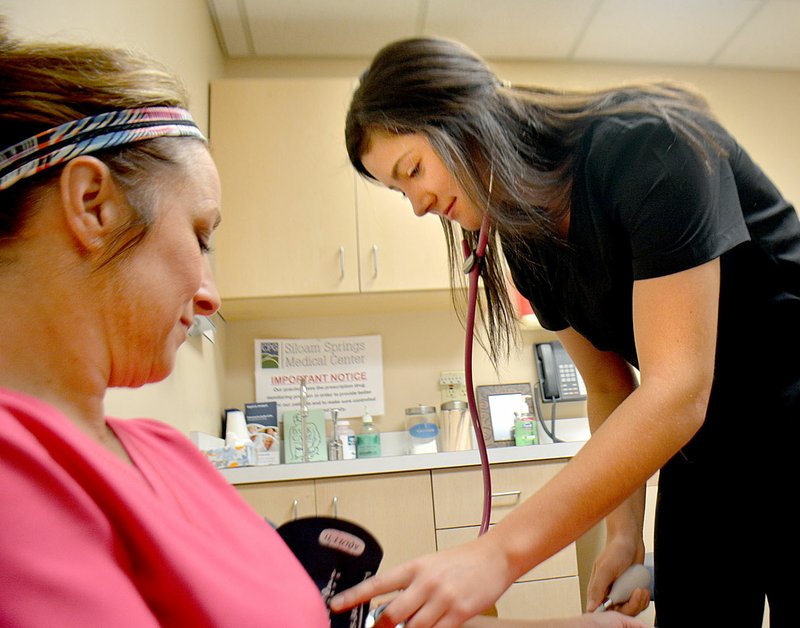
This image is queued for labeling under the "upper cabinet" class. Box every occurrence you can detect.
[209,78,450,303]
[355,178,451,293]
[210,78,359,298]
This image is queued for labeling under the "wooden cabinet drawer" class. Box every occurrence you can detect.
[432,460,565,528]
[236,479,316,527]
[496,577,582,620]
[436,527,577,582]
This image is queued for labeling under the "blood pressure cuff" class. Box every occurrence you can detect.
[277,516,383,628]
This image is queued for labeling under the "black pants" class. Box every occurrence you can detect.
[653,443,795,627]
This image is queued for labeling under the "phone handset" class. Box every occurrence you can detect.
[537,342,560,400]
[534,341,587,403]
[533,341,587,443]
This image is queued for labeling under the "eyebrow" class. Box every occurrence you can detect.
[390,150,413,182]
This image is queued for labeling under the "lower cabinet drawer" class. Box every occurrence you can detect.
[496,577,582,620]
[432,460,566,528]
[436,526,577,582]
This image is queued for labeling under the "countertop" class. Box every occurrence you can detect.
[220,440,586,485]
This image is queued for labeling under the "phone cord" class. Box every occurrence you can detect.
[463,215,493,536]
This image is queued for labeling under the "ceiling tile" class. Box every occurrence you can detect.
[424,0,598,59]
[242,0,420,57]
[574,0,761,66]
[714,0,800,69]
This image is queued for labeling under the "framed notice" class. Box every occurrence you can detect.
[254,335,384,419]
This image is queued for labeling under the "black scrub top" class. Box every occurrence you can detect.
[505,114,800,451]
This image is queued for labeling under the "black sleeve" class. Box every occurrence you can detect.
[586,116,750,280]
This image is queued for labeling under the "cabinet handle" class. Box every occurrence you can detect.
[292,498,299,520]
[332,495,339,518]
[371,244,379,278]
[491,490,522,502]
[339,245,345,279]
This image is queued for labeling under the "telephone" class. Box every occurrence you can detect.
[534,341,587,402]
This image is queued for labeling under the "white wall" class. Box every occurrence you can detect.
[2,0,227,434]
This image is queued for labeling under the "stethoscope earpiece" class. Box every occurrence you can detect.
[462,252,479,274]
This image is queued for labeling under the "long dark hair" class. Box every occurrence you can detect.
[346,36,722,365]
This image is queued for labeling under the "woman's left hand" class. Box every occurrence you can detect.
[330,533,515,627]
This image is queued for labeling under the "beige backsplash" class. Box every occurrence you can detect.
[222,303,586,435]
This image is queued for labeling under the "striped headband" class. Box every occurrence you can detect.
[0,107,206,192]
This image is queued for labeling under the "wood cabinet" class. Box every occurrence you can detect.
[355,179,450,293]
[315,471,436,571]
[237,478,316,525]
[235,471,436,572]
[210,78,359,299]
[432,460,583,621]
[209,78,450,302]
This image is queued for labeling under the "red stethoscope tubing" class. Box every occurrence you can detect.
[463,215,493,536]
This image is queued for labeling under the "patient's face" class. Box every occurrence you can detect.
[103,143,221,387]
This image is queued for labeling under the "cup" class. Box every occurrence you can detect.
[225,409,249,445]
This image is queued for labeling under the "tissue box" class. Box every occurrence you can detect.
[283,409,328,463]
[203,443,256,469]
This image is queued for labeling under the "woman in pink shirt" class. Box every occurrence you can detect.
[0,21,329,627]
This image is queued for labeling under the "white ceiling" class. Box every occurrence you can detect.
[207,0,800,70]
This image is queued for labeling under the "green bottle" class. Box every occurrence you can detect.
[356,408,381,458]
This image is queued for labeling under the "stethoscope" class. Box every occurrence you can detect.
[365,214,494,628]
[462,214,494,536]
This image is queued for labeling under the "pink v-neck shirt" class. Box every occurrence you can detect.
[0,388,329,627]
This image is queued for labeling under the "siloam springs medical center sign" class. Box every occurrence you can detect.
[254,335,385,419]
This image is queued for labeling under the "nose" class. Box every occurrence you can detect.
[194,257,221,316]
[409,189,433,218]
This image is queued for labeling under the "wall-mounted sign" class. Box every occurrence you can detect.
[254,335,384,419]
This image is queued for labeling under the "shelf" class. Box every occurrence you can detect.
[220,439,585,484]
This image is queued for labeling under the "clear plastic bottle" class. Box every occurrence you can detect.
[356,409,381,458]
[336,420,356,460]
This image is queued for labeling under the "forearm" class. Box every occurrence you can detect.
[483,379,703,581]
[586,388,646,548]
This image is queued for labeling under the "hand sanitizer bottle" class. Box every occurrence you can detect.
[356,408,381,458]
[336,420,356,460]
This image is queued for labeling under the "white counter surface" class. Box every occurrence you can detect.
[220,440,585,485]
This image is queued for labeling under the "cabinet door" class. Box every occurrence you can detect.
[210,78,359,298]
[315,471,437,572]
[236,479,316,527]
[356,179,451,292]
[497,578,582,620]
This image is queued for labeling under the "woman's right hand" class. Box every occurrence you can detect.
[331,532,516,627]
[586,540,650,617]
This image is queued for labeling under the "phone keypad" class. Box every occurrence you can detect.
[558,365,582,398]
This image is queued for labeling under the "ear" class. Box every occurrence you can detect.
[58,156,126,252]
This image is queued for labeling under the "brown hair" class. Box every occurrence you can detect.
[0,18,200,265]
[346,37,723,365]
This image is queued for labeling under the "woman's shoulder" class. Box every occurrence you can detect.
[581,113,671,154]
